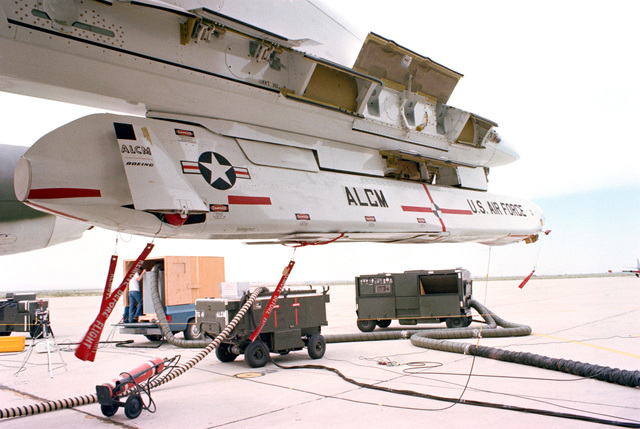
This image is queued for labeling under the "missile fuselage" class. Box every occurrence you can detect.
[15,114,542,245]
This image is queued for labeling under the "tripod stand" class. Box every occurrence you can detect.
[16,308,67,378]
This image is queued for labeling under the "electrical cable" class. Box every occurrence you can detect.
[270,359,640,428]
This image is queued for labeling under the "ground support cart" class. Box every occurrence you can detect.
[0,293,49,337]
[355,269,473,331]
[196,287,329,367]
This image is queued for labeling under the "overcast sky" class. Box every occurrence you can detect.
[1,0,639,290]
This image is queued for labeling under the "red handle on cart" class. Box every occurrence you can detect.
[75,243,154,362]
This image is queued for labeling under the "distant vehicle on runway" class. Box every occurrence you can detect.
[608,259,640,277]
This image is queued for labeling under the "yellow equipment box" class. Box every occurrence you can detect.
[0,335,25,353]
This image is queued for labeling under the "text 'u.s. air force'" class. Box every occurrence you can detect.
[467,199,527,216]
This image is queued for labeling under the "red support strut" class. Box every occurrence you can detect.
[518,270,535,289]
[75,243,154,362]
[248,259,295,342]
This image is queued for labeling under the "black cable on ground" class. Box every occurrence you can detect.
[270,360,640,428]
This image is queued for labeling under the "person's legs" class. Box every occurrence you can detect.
[128,291,142,322]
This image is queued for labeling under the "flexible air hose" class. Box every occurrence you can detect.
[148,276,210,348]
[144,286,268,390]
[325,299,640,388]
[0,287,267,420]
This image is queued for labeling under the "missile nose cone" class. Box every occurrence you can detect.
[499,138,520,162]
[487,137,520,167]
[14,156,32,202]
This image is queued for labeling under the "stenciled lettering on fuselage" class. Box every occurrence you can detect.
[466,199,528,217]
[121,145,152,156]
[345,187,388,208]
[121,144,153,167]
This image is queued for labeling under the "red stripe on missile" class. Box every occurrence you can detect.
[25,202,88,222]
[28,188,102,199]
[402,206,472,215]
[402,205,433,213]
[181,161,200,174]
[228,195,272,205]
[422,184,446,232]
[441,208,473,215]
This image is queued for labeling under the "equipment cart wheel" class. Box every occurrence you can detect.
[216,343,238,362]
[144,334,163,342]
[307,334,326,359]
[184,318,203,340]
[101,403,119,417]
[124,394,143,419]
[445,317,464,329]
[376,319,391,328]
[245,341,269,368]
[356,319,376,332]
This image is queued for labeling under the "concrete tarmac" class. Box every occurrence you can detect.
[0,277,638,428]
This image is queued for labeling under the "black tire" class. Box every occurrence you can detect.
[144,334,163,341]
[184,319,203,340]
[244,341,269,368]
[376,319,391,328]
[216,343,238,363]
[356,319,376,332]
[101,403,119,417]
[446,317,464,329]
[307,334,326,359]
[124,394,143,419]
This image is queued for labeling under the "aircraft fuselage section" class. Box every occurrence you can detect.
[0,0,517,173]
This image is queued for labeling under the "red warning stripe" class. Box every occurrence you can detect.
[402,205,433,213]
[441,208,473,215]
[402,185,473,234]
[25,202,88,222]
[293,297,300,325]
[228,195,272,205]
[181,161,200,174]
[401,206,472,215]
[28,188,101,199]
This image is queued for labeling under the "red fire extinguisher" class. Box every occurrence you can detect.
[96,357,165,419]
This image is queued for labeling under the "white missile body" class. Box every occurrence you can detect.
[15,114,542,245]
[1,1,543,245]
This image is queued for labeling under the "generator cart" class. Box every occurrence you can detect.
[196,286,329,367]
[0,293,49,337]
[355,269,473,332]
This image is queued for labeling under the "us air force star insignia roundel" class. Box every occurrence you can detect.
[198,152,237,190]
